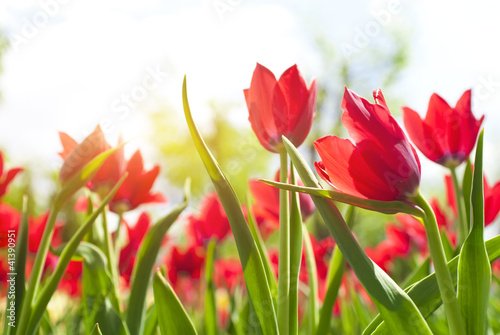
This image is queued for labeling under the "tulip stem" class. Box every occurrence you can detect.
[277,149,290,335]
[17,204,61,335]
[102,208,122,314]
[450,167,469,245]
[414,193,465,335]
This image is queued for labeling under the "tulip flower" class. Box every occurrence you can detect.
[214,259,244,293]
[0,150,23,199]
[186,192,231,246]
[314,88,421,201]
[108,150,166,213]
[118,212,152,286]
[0,203,21,248]
[403,90,483,168]
[59,130,126,196]
[244,63,317,153]
[58,126,109,183]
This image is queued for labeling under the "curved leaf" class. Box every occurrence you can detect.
[153,270,198,335]
[183,77,278,335]
[126,179,190,335]
[259,179,423,217]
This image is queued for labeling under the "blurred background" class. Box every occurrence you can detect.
[1,0,500,235]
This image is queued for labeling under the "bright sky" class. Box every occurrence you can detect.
[1,0,500,197]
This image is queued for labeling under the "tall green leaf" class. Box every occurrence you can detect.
[457,130,491,334]
[126,179,190,335]
[183,77,278,335]
[282,136,431,335]
[153,269,198,335]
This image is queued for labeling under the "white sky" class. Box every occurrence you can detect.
[1,0,500,199]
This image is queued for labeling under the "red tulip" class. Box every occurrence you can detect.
[165,244,205,286]
[244,63,317,153]
[118,212,152,286]
[0,151,23,198]
[445,174,500,226]
[403,90,484,168]
[59,130,126,196]
[58,126,109,183]
[186,192,231,246]
[0,203,21,247]
[108,150,166,213]
[315,88,421,201]
[214,259,244,293]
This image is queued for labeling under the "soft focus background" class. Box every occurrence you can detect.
[1,0,500,228]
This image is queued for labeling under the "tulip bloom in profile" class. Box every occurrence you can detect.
[244,63,317,153]
[403,90,484,168]
[58,126,109,183]
[314,88,421,201]
[0,150,23,198]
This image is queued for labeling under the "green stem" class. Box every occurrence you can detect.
[414,193,465,335]
[114,212,124,268]
[450,167,469,246]
[17,205,61,335]
[277,149,290,335]
[102,209,121,313]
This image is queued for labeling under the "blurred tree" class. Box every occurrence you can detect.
[150,100,272,200]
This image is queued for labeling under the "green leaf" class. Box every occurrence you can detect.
[289,166,303,335]
[91,324,103,335]
[183,77,278,335]
[282,136,432,335]
[153,269,198,335]
[3,196,28,335]
[259,179,424,217]
[205,239,218,335]
[457,130,491,334]
[363,233,500,334]
[126,179,190,335]
[25,174,127,335]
